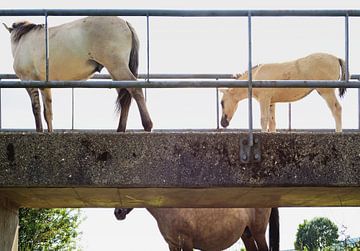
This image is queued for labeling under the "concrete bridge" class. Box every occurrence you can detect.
[1,130,360,250]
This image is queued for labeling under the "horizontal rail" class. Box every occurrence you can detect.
[0,73,234,80]
[0,80,359,88]
[1,9,360,17]
[2,73,359,80]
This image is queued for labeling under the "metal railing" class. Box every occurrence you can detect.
[1,9,359,143]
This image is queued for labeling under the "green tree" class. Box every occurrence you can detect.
[19,208,82,250]
[294,217,339,251]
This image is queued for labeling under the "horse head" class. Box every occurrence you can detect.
[219,88,240,128]
[114,208,134,220]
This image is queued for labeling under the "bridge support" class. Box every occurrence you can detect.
[0,197,18,251]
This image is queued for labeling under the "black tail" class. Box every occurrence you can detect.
[116,88,132,113]
[338,58,346,98]
[269,208,279,251]
[126,21,139,78]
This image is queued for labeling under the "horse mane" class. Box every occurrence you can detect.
[234,64,260,79]
[11,21,44,43]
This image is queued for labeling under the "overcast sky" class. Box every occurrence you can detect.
[1,0,360,250]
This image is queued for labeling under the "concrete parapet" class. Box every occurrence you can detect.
[0,130,359,207]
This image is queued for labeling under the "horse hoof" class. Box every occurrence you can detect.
[143,121,153,132]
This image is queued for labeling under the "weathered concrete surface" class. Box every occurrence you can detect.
[0,197,18,251]
[0,130,360,207]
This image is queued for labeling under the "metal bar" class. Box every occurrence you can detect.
[0,73,234,80]
[358,88,360,130]
[0,85,1,130]
[45,12,49,82]
[345,14,350,81]
[247,13,254,146]
[288,103,292,131]
[72,88,75,130]
[2,73,360,80]
[2,80,360,88]
[216,88,220,129]
[145,14,150,102]
[1,9,360,17]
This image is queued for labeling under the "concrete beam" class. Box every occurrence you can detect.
[0,131,360,207]
[0,197,18,251]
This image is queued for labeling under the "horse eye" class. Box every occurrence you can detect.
[221,100,224,108]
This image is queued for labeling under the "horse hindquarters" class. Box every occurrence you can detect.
[109,64,152,131]
[316,88,342,132]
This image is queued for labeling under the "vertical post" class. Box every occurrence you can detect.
[0,197,19,251]
[145,14,150,102]
[344,14,350,82]
[45,12,49,82]
[71,88,75,130]
[288,103,292,131]
[344,13,357,130]
[358,87,360,130]
[0,85,2,130]
[216,87,220,129]
[247,12,254,146]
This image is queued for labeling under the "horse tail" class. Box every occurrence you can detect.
[116,88,132,113]
[269,207,279,251]
[126,21,139,78]
[338,58,347,98]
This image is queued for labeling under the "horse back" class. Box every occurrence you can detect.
[254,52,341,81]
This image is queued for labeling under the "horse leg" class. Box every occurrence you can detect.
[241,234,258,251]
[268,103,276,132]
[40,88,53,132]
[253,233,268,251]
[26,88,43,132]
[316,88,342,132]
[116,88,132,132]
[107,64,153,132]
[127,88,153,131]
[259,98,271,132]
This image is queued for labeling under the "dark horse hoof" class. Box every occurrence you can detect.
[144,121,153,132]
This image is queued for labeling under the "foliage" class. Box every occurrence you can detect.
[19,208,82,250]
[294,217,339,251]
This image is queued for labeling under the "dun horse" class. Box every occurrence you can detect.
[220,53,346,132]
[114,208,279,251]
[3,16,152,132]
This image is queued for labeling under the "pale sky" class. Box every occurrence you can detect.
[1,0,360,250]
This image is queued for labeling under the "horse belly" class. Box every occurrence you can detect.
[48,60,96,80]
[271,88,313,103]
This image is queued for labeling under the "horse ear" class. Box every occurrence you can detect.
[2,23,13,33]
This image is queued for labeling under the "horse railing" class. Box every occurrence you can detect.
[1,8,360,162]
[1,73,360,130]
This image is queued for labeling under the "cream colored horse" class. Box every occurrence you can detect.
[220,53,346,132]
[114,207,279,251]
[4,16,153,132]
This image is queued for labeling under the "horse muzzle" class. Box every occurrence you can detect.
[114,208,129,220]
[221,116,229,128]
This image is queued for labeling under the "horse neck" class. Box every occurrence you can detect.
[146,208,159,218]
[229,88,248,102]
